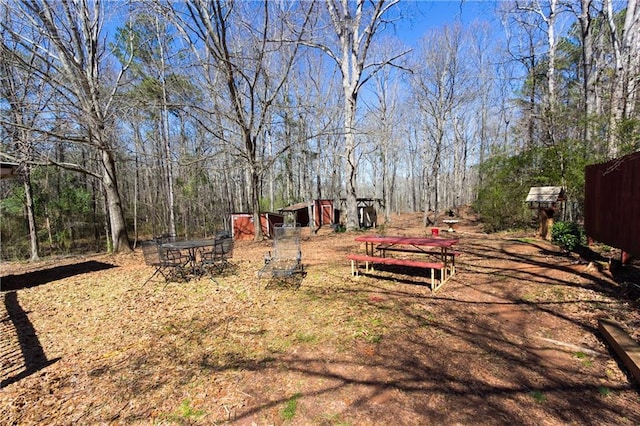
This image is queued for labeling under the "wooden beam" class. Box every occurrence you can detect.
[599,318,640,384]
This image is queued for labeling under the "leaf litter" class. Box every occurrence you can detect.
[1,211,640,425]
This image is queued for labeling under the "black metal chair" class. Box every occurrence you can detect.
[155,233,176,244]
[141,241,189,286]
[199,232,235,278]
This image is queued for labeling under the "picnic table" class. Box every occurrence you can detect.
[348,235,459,291]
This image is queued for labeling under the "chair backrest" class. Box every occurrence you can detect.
[155,234,176,244]
[272,225,301,261]
[214,236,233,258]
[143,240,182,266]
[141,241,161,265]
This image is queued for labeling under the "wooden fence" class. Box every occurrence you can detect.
[584,151,640,259]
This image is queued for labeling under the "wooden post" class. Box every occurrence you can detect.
[539,208,555,240]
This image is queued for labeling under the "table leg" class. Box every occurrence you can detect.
[188,248,198,276]
[442,247,448,274]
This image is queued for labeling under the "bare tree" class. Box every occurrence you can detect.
[166,0,313,240]
[575,0,598,147]
[412,23,472,226]
[363,42,403,223]
[604,0,639,157]
[514,0,568,148]
[113,12,187,239]
[500,2,544,150]
[1,0,133,252]
[468,20,508,194]
[0,11,51,260]
[313,0,406,231]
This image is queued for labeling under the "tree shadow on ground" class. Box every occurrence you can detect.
[468,238,640,307]
[574,245,640,287]
[1,291,60,387]
[355,264,445,289]
[213,278,640,424]
[1,261,117,291]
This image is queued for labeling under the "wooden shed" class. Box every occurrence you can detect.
[231,213,284,240]
[336,198,381,228]
[525,186,566,240]
[279,199,334,229]
[356,198,380,228]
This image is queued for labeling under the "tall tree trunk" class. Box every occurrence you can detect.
[545,0,558,146]
[22,166,40,261]
[344,91,359,230]
[604,0,639,157]
[157,15,177,239]
[323,0,402,231]
[251,166,264,240]
[579,0,595,148]
[101,149,130,252]
[245,129,263,240]
[6,0,134,253]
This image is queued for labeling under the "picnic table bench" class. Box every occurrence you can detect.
[347,254,447,290]
[348,235,459,292]
[375,244,460,273]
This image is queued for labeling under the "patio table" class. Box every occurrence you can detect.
[162,239,219,277]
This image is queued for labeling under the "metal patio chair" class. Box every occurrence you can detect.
[199,232,235,278]
[155,233,176,244]
[258,225,304,285]
[141,241,189,286]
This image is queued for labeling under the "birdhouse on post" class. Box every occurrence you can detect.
[525,186,566,240]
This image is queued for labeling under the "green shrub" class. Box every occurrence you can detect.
[333,224,346,233]
[551,221,584,251]
[474,152,535,232]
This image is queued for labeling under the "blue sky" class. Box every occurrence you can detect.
[395,1,500,45]
[103,1,502,47]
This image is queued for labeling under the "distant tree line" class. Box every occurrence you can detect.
[1,0,638,260]
[477,0,639,231]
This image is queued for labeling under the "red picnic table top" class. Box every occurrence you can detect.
[354,235,459,248]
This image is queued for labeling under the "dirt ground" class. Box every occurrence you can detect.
[2,210,640,425]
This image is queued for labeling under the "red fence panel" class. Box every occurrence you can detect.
[584,151,640,257]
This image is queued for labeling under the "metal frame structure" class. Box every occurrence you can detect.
[199,233,235,277]
[141,241,189,286]
[257,225,304,281]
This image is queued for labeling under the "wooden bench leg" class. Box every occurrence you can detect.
[350,260,372,277]
[433,269,443,292]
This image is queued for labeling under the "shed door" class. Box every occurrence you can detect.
[322,205,332,225]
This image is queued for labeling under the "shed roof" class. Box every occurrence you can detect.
[279,202,311,212]
[525,186,566,203]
